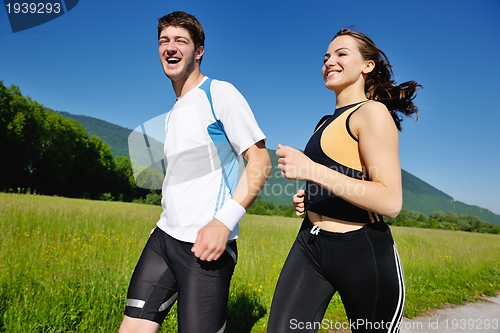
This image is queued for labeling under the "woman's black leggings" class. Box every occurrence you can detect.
[267,218,405,333]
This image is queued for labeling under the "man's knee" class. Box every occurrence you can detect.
[119,316,160,333]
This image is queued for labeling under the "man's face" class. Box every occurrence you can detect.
[158,26,204,82]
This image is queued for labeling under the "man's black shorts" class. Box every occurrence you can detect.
[124,227,237,333]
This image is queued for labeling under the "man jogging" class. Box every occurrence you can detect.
[119,11,271,333]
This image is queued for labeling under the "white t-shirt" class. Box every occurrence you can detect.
[157,77,266,242]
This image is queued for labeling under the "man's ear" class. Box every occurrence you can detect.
[195,45,205,61]
[362,59,375,74]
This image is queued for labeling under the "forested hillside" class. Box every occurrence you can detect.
[0,81,154,201]
[57,111,132,157]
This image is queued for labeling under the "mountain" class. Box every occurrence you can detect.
[58,111,500,225]
[57,111,133,157]
[401,170,500,224]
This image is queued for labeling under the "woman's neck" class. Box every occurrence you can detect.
[334,81,367,108]
[335,91,368,108]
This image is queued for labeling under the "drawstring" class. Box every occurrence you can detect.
[308,225,320,244]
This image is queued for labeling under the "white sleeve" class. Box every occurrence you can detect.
[210,80,266,156]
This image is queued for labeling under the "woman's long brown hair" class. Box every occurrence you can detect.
[334,29,422,131]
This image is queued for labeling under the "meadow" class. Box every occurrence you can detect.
[1,193,499,332]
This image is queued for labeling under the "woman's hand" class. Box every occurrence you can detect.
[276,144,315,181]
[292,189,306,216]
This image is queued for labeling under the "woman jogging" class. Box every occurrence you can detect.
[267,28,421,333]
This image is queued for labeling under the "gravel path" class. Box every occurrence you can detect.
[400,295,500,333]
[328,295,500,333]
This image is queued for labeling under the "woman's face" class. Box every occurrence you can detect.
[322,35,373,92]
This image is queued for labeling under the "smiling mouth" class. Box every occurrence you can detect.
[167,57,181,64]
[326,70,340,78]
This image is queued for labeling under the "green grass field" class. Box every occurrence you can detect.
[1,193,499,332]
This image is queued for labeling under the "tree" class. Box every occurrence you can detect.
[0,83,47,192]
[0,82,128,199]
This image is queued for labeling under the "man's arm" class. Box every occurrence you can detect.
[191,140,271,261]
[231,140,271,209]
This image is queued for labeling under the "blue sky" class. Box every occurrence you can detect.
[1,0,499,214]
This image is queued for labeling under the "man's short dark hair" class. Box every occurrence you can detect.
[157,11,205,51]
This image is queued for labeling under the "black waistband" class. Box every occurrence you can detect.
[300,215,388,241]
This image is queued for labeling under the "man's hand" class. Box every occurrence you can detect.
[191,219,230,261]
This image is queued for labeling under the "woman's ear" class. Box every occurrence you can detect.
[362,59,375,74]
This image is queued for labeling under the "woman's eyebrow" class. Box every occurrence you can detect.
[335,47,351,52]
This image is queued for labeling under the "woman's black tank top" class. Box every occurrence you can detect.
[303,101,383,223]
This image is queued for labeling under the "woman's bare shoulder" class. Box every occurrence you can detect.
[351,101,397,136]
